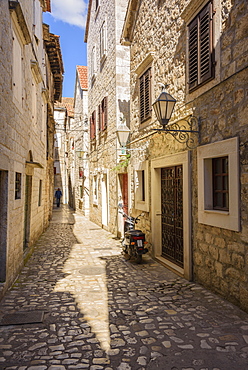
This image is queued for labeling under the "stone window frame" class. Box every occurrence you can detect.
[182,0,221,101]
[100,20,107,63]
[197,137,240,232]
[91,45,97,82]
[134,160,149,212]
[135,52,155,129]
[12,24,24,107]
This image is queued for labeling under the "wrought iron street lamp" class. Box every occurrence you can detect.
[152,86,177,128]
[152,84,199,149]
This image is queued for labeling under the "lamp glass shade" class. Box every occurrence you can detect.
[116,124,130,147]
[153,91,176,126]
[75,150,85,158]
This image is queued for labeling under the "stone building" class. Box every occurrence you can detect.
[121,0,248,311]
[54,98,74,206]
[84,0,130,234]
[0,0,63,299]
[72,66,89,216]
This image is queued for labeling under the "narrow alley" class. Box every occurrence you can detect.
[0,206,248,370]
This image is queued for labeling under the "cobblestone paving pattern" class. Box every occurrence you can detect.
[0,207,248,370]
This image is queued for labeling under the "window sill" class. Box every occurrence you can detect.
[204,209,229,216]
[135,200,149,213]
[139,117,152,129]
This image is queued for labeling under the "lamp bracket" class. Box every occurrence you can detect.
[153,115,199,149]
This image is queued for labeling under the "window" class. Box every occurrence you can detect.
[139,68,152,123]
[197,137,239,231]
[33,0,42,41]
[91,46,96,79]
[98,97,108,131]
[212,157,228,210]
[38,179,42,206]
[80,185,83,198]
[15,172,21,199]
[90,111,96,140]
[188,1,214,92]
[134,161,149,212]
[32,77,37,123]
[79,167,84,179]
[141,170,145,201]
[93,175,98,204]
[100,21,107,60]
[12,27,23,104]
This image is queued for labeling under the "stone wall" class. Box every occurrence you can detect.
[125,0,248,311]
[73,70,89,216]
[0,0,57,298]
[86,0,130,234]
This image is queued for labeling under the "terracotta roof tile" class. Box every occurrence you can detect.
[77,66,88,90]
[55,97,74,117]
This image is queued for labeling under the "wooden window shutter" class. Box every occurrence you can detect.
[93,110,96,138]
[90,111,96,139]
[144,69,151,120]
[90,115,93,140]
[199,2,213,84]
[104,96,108,129]
[140,75,145,122]
[188,17,198,91]
[98,104,101,131]
[139,68,151,123]
[188,1,214,92]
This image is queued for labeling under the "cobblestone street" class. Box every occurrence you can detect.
[0,206,248,370]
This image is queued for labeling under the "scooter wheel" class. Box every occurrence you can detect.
[136,254,142,264]
[123,252,131,260]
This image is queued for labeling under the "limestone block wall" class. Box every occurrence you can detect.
[86,0,130,234]
[125,0,248,311]
[188,0,248,311]
[73,76,89,216]
[0,0,54,297]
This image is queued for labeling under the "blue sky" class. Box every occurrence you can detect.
[43,0,88,97]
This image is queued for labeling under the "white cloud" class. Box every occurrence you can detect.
[50,0,88,29]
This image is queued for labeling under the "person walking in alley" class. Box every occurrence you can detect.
[55,188,62,207]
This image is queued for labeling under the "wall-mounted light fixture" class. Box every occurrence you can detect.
[152,84,199,149]
[75,150,89,160]
[116,120,130,153]
[75,150,85,159]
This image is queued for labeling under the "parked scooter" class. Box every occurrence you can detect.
[119,205,148,263]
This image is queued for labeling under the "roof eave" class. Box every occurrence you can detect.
[84,0,92,43]
[121,0,140,45]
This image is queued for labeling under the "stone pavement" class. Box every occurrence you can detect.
[0,206,248,370]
